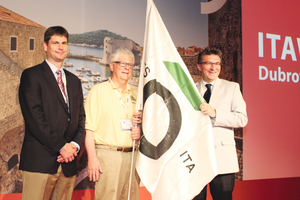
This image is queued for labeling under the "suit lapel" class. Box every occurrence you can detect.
[41,61,69,113]
[65,69,73,114]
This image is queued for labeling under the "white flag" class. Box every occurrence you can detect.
[136,0,218,199]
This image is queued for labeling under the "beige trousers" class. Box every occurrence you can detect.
[94,145,140,200]
[22,165,76,200]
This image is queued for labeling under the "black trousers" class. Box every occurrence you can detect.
[193,173,235,200]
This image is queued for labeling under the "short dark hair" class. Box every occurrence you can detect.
[198,48,222,64]
[44,26,69,44]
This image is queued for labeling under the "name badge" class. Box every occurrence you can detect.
[120,119,133,131]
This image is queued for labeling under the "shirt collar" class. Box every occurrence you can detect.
[201,79,215,88]
[45,59,65,78]
[109,77,131,93]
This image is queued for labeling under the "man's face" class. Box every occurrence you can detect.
[43,34,68,65]
[110,54,133,82]
[197,54,221,83]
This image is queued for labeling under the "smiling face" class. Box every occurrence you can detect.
[197,54,221,83]
[110,54,133,83]
[43,34,68,68]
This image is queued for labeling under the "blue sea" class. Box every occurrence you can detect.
[64,45,110,96]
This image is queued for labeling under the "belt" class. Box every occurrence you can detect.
[95,144,137,152]
[117,147,133,152]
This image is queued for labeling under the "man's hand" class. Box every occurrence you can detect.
[85,129,103,182]
[200,102,216,118]
[132,111,142,126]
[131,126,141,141]
[57,143,78,163]
[87,157,103,182]
[131,111,142,141]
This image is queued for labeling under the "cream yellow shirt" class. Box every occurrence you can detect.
[85,78,137,147]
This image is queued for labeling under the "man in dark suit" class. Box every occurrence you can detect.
[193,48,248,200]
[18,26,85,200]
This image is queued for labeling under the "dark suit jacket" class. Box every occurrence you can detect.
[19,61,85,177]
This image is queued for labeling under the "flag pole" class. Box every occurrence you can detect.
[128,109,142,200]
[128,1,151,199]
[127,139,136,200]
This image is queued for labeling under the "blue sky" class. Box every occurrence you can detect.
[1,0,208,48]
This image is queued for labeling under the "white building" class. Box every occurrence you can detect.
[102,37,141,65]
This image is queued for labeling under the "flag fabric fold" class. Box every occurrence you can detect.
[136,0,218,199]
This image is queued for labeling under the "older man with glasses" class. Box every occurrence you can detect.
[84,48,141,200]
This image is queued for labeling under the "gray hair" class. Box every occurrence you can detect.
[110,48,135,65]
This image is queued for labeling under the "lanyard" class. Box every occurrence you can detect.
[109,80,130,115]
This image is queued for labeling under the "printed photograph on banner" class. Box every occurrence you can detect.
[0,0,218,195]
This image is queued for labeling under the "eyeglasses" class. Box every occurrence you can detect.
[114,61,134,69]
[200,61,221,66]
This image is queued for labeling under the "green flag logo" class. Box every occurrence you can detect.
[163,61,203,111]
